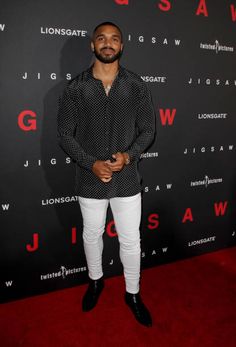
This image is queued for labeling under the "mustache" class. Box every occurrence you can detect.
[101,47,115,52]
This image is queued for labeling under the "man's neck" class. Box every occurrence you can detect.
[92,60,119,80]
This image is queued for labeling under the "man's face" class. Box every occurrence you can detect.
[91,25,123,64]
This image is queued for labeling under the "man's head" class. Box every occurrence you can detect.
[91,22,123,64]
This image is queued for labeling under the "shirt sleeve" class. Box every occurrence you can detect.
[57,85,97,171]
[126,82,156,161]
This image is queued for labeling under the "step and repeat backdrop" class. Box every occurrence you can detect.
[1,0,236,302]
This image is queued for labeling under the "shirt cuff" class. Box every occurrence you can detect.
[80,155,97,171]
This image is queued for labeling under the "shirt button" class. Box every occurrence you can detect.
[105,147,109,151]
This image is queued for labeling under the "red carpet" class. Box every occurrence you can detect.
[1,247,236,347]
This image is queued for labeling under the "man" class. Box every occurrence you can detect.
[57,22,155,327]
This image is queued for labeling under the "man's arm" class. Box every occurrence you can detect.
[57,86,97,171]
[57,85,113,182]
[126,82,156,162]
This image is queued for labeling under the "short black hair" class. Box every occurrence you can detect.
[93,21,123,42]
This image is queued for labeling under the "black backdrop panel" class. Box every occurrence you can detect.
[1,0,236,302]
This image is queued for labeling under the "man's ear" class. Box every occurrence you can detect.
[91,41,95,52]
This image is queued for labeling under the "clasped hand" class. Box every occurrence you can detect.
[92,152,126,183]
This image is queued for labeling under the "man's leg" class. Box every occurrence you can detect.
[110,193,152,327]
[110,193,141,293]
[78,197,109,311]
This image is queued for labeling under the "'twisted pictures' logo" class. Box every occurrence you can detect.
[190,175,223,188]
[200,40,234,54]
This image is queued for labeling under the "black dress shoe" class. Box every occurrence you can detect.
[125,292,152,327]
[82,277,104,312]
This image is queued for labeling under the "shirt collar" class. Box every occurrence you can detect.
[85,64,126,81]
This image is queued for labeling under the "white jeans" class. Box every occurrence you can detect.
[79,193,141,294]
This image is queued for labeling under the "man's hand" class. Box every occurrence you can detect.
[107,152,129,172]
[92,160,113,183]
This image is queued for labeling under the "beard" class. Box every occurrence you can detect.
[94,46,123,64]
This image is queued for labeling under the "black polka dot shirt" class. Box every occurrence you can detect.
[57,65,155,199]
